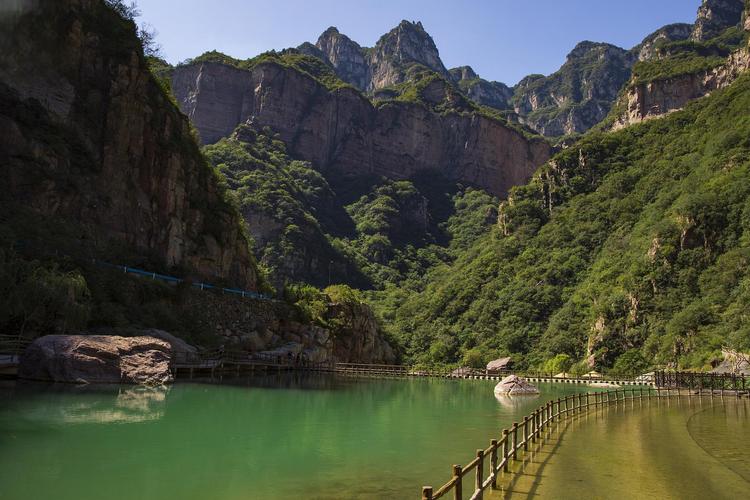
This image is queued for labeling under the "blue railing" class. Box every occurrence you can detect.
[97,261,272,300]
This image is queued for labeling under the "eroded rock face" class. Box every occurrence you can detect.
[315,27,369,90]
[512,42,636,136]
[692,0,744,41]
[449,66,513,110]
[613,43,750,129]
[172,61,551,197]
[327,302,396,364]
[311,20,449,92]
[19,335,173,385]
[0,0,259,289]
[635,23,693,61]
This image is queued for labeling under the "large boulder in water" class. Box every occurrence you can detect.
[494,375,539,395]
[19,335,173,385]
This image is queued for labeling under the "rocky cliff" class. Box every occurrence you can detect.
[311,20,450,92]
[449,66,514,111]
[510,42,636,136]
[171,60,552,197]
[611,3,750,130]
[633,23,693,61]
[613,45,750,129]
[0,0,260,289]
[692,0,745,40]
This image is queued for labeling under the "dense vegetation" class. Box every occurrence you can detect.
[179,49,354,91]
[371,71,750,374]
[201,124,499,293]
[631,26,748,85]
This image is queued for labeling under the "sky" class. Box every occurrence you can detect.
[137,0,701,86]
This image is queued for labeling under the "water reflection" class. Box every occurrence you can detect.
[494,393,540,408]
[4,381,170,424]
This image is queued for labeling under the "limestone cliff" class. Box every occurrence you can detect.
[0,0,260,289]
[171,60,552,197]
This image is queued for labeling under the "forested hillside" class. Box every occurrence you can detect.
[374,70,750,373]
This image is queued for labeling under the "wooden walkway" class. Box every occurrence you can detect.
[421,385,749,500]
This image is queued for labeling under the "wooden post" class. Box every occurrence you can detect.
[422,486,433,500]
[490,439,498,489]
[453,465,462,500]
[475,449,484,500]
[502,430,510,472]
[523,416,529,450]
[512,423,518,459]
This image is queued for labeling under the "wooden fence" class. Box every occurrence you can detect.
[420,386,745,500]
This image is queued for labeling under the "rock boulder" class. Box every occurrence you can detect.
[19,335,173,385]
[494,375,540,395]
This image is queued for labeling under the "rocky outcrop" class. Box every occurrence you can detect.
[511,42,636,136]
[692,0,744,40]
[493,375,539,395]
[178,287,396,364]
[367,20,449,90]
[310,20,450,92]
[327,301,396,363]
[613,41,750,129]
[172,61,551,197]
[0,0,259,289]
[314,27,369,90]
[450,66,513,110]
[634,23,693,61]
[19,335,173,385]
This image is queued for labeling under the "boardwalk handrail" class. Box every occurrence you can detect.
[420,385,748,500]
[97,261,272,300]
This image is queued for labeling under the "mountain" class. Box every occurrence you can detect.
[449,66,514,111]
[510,42,636,137]
[0,0,397,364]
[0,0,259,289]
[310,20,450,92]
[170,54,551,198]
[692,0,745,40]
[377,54,750,373]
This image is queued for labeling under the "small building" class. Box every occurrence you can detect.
[486,357,513,373]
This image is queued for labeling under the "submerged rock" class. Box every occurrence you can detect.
[19,335,173,385]
[494,375,539,395]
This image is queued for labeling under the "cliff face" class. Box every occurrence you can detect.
[449,66,513,110]
[0,0,259,289]
[511,42,636,136]
[634,23,693,61]
[314,27,369,90]
[692,0,744,40]
[612,7,750,130]
[613,44,750,129]
[172,61,552,197]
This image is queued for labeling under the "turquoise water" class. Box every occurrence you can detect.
[0,375,594,500]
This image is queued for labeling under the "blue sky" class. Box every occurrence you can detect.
[137,0,701,85]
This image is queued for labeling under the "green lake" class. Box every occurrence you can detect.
[0,375,748,499]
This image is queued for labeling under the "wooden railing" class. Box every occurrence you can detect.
[420,386,739,500]
[0,335,33,356]
[655,370,748,392]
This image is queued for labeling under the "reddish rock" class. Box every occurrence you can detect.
[19,335,173,385]
[172,61,552,198]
